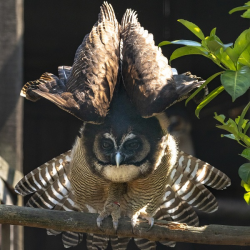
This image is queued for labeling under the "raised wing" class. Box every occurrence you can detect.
[21,2,120,123]
[120,10,205,118]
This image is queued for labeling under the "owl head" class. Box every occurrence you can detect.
[80,85,169,182]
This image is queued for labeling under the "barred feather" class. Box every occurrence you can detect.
[134,238,156,250]
[86,233,109,250]
[15,151,71,196]
[110,236,131,250]
[170,165,218,213]
[47,193,84,248]
[159,186,199,226]
[178,151,231,189]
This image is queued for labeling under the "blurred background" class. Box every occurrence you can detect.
[1,0,250,249]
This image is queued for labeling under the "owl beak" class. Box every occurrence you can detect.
[115,152,123,168]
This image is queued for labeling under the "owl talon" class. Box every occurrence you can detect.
[113,221,118,233]
[146,217,154,231]
[97,215,105,230]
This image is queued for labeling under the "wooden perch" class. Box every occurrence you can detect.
[0,204,250,246]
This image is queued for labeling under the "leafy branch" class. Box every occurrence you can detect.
[214,102,250,204]
[229,1,250,18]
[159,5,250,203]
[159,20,250,117]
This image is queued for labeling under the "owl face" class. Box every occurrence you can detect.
[81,88,168,182]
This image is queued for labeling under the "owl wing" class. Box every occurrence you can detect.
[149,151,231,248]
[15,150,131,249]
[120,10,205,118]
[21,2,120,123]
[15,151,85,248]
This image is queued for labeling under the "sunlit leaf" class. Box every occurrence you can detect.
[195,86,224,118]
[214,112,226,123]
[225,47,238,65]
[216,118,239,135]
[185,71,223,106]
[239,163,250,183]
[220,50,237,70]
[240,148,250,161]
[242,9,250,18]
[238,102,250,133]
[169,46,208,62]
[244,192,250,204]
[221,134,236,140]
[178,19,205,40]
[240,133,250,147]
[205,36,233,53]
[158,40,202,47]
[244,122,250,134]
[210,28,216,36]
[220,66,250,101]
[238,44,250,67]
[241,180,250,191]
[229,6,250,15]
[234,29,250,59]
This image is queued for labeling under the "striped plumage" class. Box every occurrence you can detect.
[15,132,230,249]
[17,2,231,250]
[20,2,206,123]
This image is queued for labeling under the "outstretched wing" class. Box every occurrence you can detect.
[150,151,231,249]
[15,151,85,248]
[120,10,205,118]
[21,2,120,123]
[159,151,231,222]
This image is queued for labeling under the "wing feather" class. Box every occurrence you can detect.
[121,10,206,118]
[178,151,231,190]
[21,2,120,123]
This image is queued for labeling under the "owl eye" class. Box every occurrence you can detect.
[102,140,114,150]
[124,140,140,150]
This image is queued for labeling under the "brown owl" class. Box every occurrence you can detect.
[16,2,230,249]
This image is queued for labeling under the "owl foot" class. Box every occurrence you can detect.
[131,214,154,232]
[96,201,121,232]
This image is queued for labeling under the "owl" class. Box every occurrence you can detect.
[15,2,231,250]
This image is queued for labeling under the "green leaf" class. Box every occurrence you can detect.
[158,40,202,47]
[214,112,226,124]
[244,192,250,204]
[240,148,250,161]
[238,102,250,133]
[242,9,250,18]
[210,28,216,37]
[238,44,250,67]
[220,50,237,70]
[221,134,236,140]
[195,85,224,118]
[185,71,223,106]
[229,6,250,15]
[220,66,250,101]
[244,122,250,134]
[225,47,238,65]
[239,163,250,183]
[234,29,250,59]
[205,36,233,53]
[240,133,250,147]
[169,46,208,62]
[178,19,205,41]
[216,118,239,135]
[241,180,250,191]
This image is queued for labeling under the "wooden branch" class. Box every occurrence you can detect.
[0,204,250,246]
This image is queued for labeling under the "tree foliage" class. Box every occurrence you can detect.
[159,3,250,203]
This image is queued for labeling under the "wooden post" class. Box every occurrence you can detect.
[0,0,23,249]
